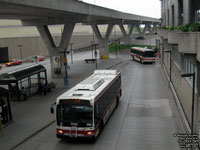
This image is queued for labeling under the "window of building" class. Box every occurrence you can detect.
[167,9,170,26]
[178,0,183,25]
[172,5,175,26]
[194,0,200,22]
[183,57,197,86]
[173,50,181,68]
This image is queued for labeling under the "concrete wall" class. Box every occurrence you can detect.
[171,59,193,125]
[0,21,127,60]
[162,41,195,127]
[131,34,159,46]
[0,34,119,60]
[160,35,199,133]
[0,36,48,60]
[0,21,125,38]
[0,35,98,60]
[0,33,156,61]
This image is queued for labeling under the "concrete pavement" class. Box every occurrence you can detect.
[0,51,123,150]
[5,50,185,150]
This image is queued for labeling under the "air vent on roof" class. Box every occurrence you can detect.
[75,77,104,91]
[94,70,118,75]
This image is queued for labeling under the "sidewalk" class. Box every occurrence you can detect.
[0,54,123,150]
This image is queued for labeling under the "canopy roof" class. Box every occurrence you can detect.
[0,64,46,84]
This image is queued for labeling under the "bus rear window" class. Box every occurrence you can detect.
[143,52,156,57]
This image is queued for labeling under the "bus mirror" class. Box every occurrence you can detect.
[97,114,101,120]
[50,102,56,114]
[50,107,54,114]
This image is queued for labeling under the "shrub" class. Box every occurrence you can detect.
[175,26,181,30]
[109,44,155,53]
[159,23,200,32]
[181,23,192,32]
[190,23,200,32]
[162,26,168,29]
[168,26,175,30]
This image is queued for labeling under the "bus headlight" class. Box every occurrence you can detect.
[57,129,64,134]
[87,131,93,135]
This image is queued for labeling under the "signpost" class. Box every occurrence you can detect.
[69,43,74,64]
[59,48,69,88]
[93,44,98,69]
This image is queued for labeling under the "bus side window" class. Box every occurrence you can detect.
[94,103,97,124]
[94,102,101,125]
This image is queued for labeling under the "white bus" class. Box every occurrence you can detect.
[51,70,122,140]
[131,47,156,63]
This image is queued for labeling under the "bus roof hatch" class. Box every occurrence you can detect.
[75,77,104,91]
[94,70,118,75]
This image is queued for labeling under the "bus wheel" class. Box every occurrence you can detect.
[132,56,135,61]
[90,135,96,142]
[116,97,119,108]
[99,121,104,133]
[140,58,144,64]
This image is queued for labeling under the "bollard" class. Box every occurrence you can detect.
[0,115,3,136]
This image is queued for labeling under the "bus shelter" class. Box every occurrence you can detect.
[0,64,47,101]
[0,87,12,124]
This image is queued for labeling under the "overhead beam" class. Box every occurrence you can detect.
[0,0,160,24]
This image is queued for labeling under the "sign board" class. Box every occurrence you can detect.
[63,57,67,63]
[53,56,61,74]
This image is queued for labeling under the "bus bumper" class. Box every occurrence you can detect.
[143,59,156,63]
[56,133,95,140]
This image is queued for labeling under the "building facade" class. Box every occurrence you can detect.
[158,0,200,141]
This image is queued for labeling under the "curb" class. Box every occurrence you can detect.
[106,60,124,69]
[9,120,55,150]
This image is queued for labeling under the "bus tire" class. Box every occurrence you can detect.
[90,135,96,142]
[140,58,144,64]
[132,56,135,61]
[116,97,119,108]
[99,121,104,133]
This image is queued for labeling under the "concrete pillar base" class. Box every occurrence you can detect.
[99,41,109,59]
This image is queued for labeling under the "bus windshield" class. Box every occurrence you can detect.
[143,51,156,57]
[56,100,93,127]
